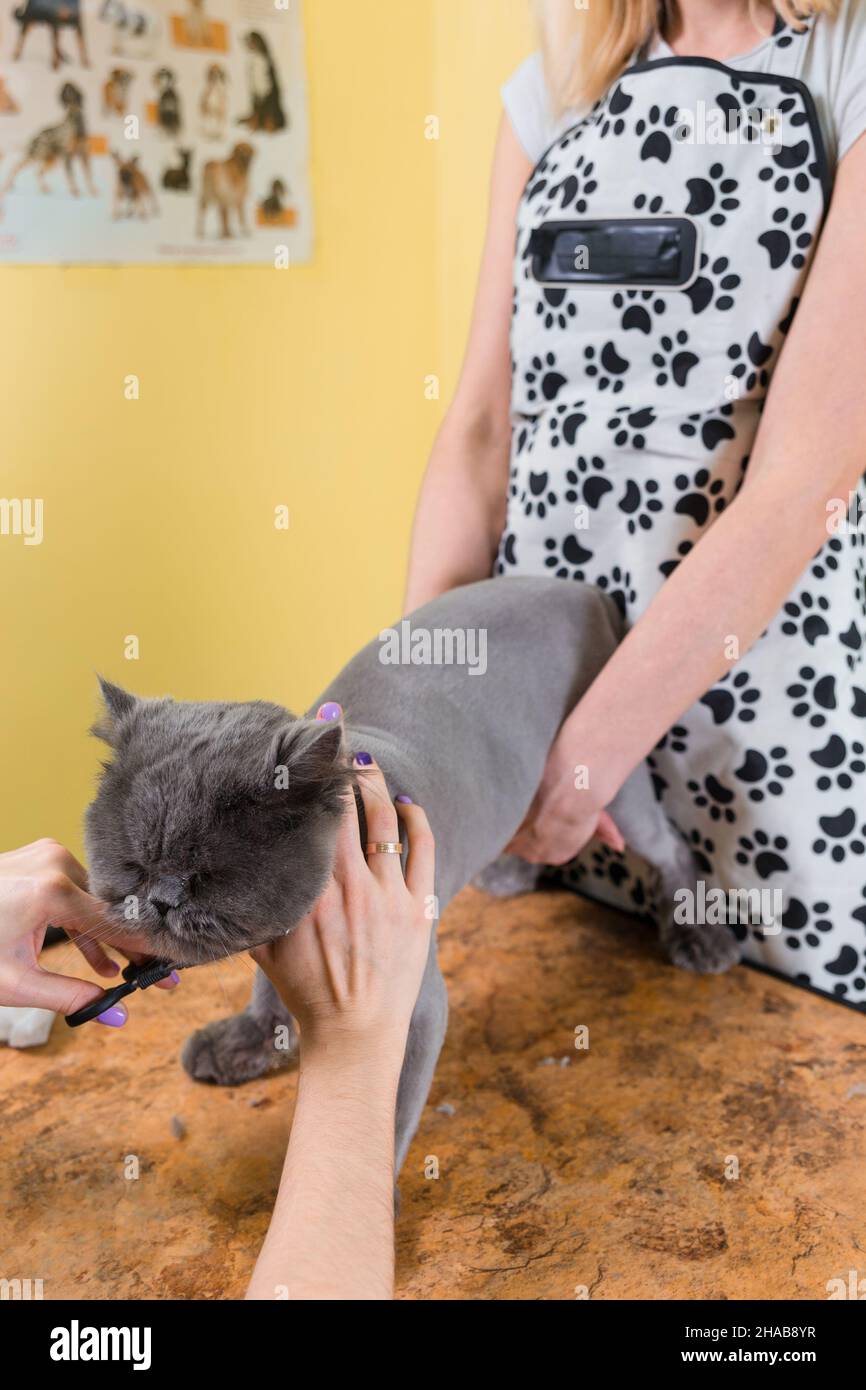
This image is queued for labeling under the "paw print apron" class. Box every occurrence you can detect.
[497,18,866,1009]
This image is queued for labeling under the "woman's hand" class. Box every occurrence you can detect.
[0,838,178,1022]
[252,751,435,1055]
[505,733,624,866]
[246,739,436,1301]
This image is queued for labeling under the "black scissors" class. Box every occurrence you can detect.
[65,959,182,1028]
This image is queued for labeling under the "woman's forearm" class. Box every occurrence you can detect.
[567,473,835,805]
[404,414,510,613]
[246,1037,405,1301]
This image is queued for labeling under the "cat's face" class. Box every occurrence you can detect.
[85,680,349,966]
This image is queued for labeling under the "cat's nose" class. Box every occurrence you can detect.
[149,876,187,916]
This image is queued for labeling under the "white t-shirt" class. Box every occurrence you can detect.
[502,0,866,172]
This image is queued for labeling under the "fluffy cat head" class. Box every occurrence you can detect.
[84,679,351,966]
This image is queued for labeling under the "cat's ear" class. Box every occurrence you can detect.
[264,719,349,815]
[92,676,139,744]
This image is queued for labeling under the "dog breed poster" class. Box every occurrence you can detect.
[0,0,312,263]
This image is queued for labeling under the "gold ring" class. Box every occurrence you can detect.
[365,842,403,855]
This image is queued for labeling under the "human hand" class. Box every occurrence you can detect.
[251,751,435,1059]
[505,736,624,866]
[0,838,178,1023]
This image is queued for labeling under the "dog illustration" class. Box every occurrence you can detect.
[100,0,160,60]
[259,177,287,222]
[197,141,254,238]
[162,148,191,192]
[154,67,181,139]
[237,31,286,134]
[184,0,210,47]
[111,151,158,219]
[12,0,90,71]
[199,63,227,141]
[103,67,133,117]
[1,82,95,200]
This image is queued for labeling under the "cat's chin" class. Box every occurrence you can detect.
[139,917,288,968]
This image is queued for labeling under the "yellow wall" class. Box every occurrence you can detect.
[0,0,533,856]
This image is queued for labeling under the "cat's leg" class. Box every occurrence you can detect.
[181,966,298,1085]
[472,853,544,898]
[609,763,741,975]
[395,940,449,1175]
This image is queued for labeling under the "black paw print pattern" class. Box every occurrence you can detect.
[758,140,816,200]
[713,84,769,143]
[633,191,665,214]
[546,400,587,450]
[635,103,685,163]
[780,897,833,953]
[518,470,558,520]
[652,330,698,388]
[686,828,717,875]
[701,669,761,725]
[684,254,741,315]
[595,564,636,617]
[606,405,656,449]
[656,723,689,755]
[494,530,518,573]
[808,534,844,581]
[823,943,866,1000]
[679,403,736,451]
[685,161,740,225]
[786,665,837,729]
[564,455,613,511]
[619,476,663,534]
[536,288,577,331]
[813,808,866,864]
[810,734,866,792]
[673,467,727,526]
[586,843,650,913]
[780,591,830,646]
[686,772,737,824]
[727,332,773,395]
[583,340,630,392]
[658,537,696,580]
[758,206,813,271]
[612,287,666,335]
[596,82,633,138]
[524,352,567,404]
[543,533,593,581]
[734,746,794,801]
[735,830,790,879]
[549,153,598,214]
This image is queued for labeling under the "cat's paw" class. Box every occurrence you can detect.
[181,1012,297,1086]
[472,853,543,898]
[663,922,742,975]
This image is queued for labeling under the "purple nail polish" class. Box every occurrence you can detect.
[317,702,342,722]
[395,795,413,804]
[96,1006,126,1028]
[355,751,373,766]
[169,971,181,985]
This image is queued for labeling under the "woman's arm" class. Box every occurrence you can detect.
[403,115,531,612]
[509,132,866,864]
[246,738,435,1301]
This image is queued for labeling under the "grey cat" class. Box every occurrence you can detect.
[85,576,740,1171]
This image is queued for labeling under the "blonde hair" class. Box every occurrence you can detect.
[533,0,842,113]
